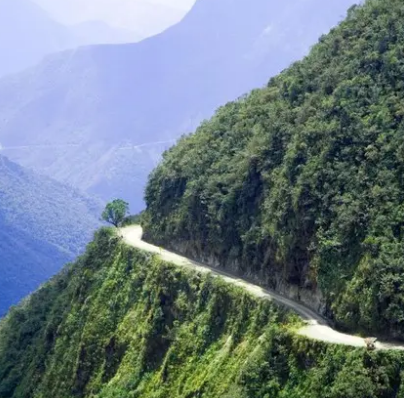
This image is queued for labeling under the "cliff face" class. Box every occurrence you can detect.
[0,0,356,211]
[143,0,404,338]
[158,238,326,317]
[0,228,403,398]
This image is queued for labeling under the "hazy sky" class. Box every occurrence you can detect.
[32,0,196,35]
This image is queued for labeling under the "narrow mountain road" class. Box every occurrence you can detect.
[121,226,404,351]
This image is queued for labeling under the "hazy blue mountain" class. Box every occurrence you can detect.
[0,0,147,78]
[0,155,101,316]
[32,0,193,37]
[0,0,357,211]
[0,0,76,77]
[70,20,143,45]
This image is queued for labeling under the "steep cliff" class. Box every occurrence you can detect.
[0,228,403,398]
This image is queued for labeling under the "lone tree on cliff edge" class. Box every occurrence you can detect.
[102,199,129,227]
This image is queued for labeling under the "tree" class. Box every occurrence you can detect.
[101,199,129,227]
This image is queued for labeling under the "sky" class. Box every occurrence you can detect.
[32,0,196,36]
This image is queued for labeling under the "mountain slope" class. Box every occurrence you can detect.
[0,0,357,211]
[0,228,403,398]
[0,155,101,315]
[0,0,145,79]
[70,21,142,45]
[32,0,190,36]
[0,0,76,77]
[143,0,404,339]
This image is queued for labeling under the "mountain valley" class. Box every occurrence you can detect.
[0,154,101,315]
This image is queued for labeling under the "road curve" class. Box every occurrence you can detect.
[121,225,404,351]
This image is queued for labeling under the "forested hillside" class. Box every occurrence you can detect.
[144,0,404,339]
[0,155,101,315]
[1,228,403,398]
[0,0,356,211]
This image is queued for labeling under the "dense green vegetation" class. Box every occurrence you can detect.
[1,228,404,398]
[101,199,130,227]
[0,155,101,315]
[144,0,404,338]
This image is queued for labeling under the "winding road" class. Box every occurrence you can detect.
[122,226,404,351]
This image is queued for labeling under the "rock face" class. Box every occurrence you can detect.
[0,155,101,316]
[0,0,357,211]
[144,235,326,316]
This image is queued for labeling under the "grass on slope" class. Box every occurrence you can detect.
[0,228,403,398]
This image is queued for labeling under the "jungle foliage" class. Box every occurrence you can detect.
[144,0,404,338]
[1,228,404,398]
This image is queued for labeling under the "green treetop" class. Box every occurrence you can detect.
[101,199,129,227]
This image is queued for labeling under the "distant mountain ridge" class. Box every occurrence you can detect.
[70,20,142,45]
[0,0,75,77]
[0,0,142,78]
[0,0,357,211]
[0,154,101,316]
[32,0,191,37]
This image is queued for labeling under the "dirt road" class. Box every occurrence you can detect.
[121,225,404,350]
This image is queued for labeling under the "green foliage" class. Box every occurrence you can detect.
[121,212,144,227]
[143,0,404,337]
[0,228,403,398]
[101,199,129,227]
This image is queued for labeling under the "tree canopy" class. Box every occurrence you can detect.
[143,0,404,338]
[101,199,129,227]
